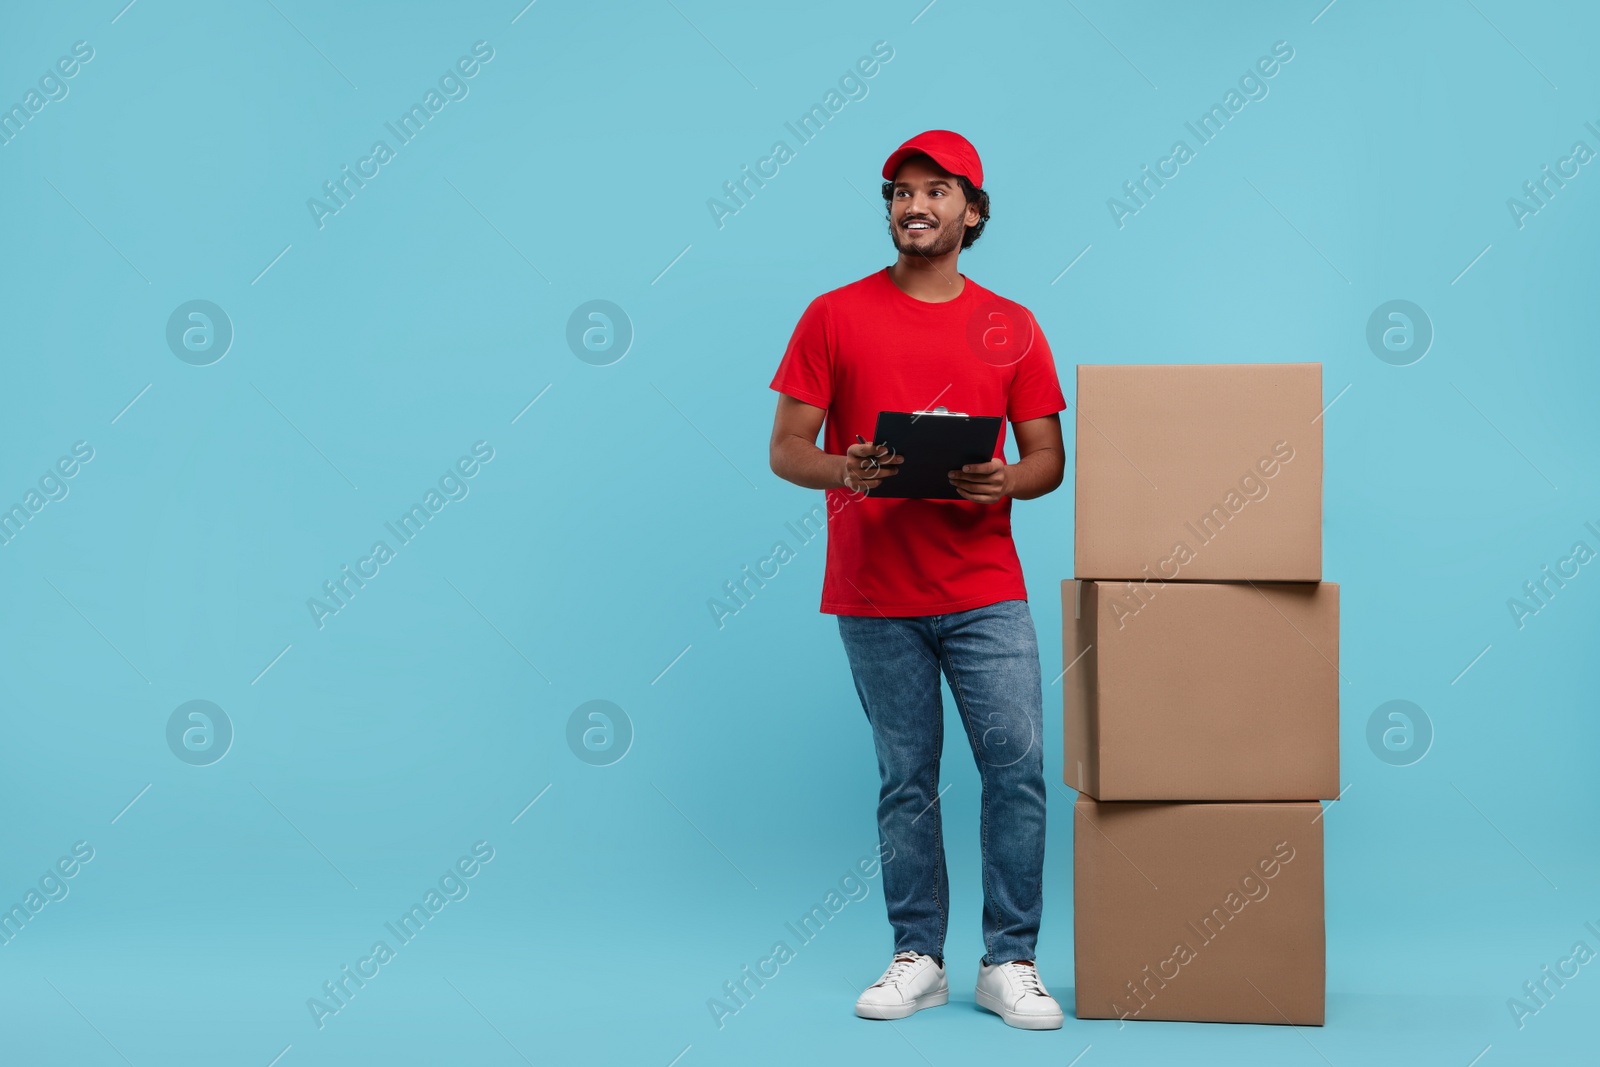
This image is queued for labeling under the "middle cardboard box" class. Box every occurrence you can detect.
[1062,577,1340,801]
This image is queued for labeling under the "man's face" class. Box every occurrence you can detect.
[888,156,978,258]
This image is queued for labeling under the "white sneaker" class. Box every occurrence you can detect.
[975,958,1064,1030]
[855,951,949,1020]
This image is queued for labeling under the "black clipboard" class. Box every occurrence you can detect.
[868,408,1003,499]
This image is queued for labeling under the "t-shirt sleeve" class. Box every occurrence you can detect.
[1007,310,1067,423]
[769,295,833,410]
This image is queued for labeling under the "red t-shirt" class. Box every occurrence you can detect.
[769,267,1066,616]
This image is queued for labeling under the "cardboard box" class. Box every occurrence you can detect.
[1074,363,1323,581]
[1074,796,1325,1025]
[1062,579,1340,801]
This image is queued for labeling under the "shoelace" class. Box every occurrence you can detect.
[873,952,924,988]
[1005,961,1047,997]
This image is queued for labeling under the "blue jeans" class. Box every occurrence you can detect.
[836,598,1047,966]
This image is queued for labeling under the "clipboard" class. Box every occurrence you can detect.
[868,408,1003,499]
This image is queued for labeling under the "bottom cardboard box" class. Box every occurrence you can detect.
[1074,796,1325,1025]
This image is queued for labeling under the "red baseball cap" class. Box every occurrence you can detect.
[881,130,983,188]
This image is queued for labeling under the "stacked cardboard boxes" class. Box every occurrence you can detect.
[1066,363,1338,1026]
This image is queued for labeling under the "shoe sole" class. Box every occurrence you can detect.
[975,988,1064,1030]
[855,987,949,1020]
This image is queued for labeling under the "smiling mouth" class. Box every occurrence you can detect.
[902,219,936,232]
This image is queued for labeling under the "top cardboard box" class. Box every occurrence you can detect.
[1075,363,1323,582]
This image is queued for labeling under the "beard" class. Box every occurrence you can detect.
[889,217,964,258]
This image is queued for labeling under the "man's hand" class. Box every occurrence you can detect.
[843,440,903,492]
[949,458,1010,503]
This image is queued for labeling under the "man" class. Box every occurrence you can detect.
[766,130,1067,1030]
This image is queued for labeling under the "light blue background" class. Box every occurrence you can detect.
[2,0,1597,1063]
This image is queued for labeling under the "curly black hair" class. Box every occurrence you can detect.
[880,156,991,249]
